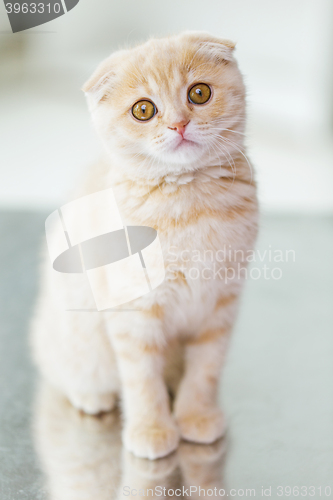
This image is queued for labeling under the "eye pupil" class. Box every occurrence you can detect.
[132,100,156,121]
[188,83,211,105]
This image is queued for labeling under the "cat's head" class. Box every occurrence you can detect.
[83,32,246,179]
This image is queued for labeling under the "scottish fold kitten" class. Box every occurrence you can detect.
[31,32,258,460]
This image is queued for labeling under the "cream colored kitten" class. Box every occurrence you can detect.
[31,32,258,460]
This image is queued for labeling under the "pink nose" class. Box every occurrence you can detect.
[168,120,189,137]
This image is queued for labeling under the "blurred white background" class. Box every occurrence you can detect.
[1,0,333,212]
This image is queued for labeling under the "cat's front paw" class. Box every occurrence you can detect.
[123,449,179,477]
[123,422,180,460]
[176,409,225,444]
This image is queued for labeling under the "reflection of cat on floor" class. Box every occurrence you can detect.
[33,384,122,500]
[33,384,226,500]
[118,441,225,500]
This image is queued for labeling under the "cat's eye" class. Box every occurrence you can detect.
[132,100,156,121]
[188,83,211,105]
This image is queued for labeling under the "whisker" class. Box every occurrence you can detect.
[218,136,253,183]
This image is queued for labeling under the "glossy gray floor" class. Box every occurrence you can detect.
[0,211,332,500]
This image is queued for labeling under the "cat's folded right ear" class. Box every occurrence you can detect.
[82,57,116,105]
[82,50,128,106]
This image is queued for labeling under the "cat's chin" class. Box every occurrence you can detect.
[159,139,205,167]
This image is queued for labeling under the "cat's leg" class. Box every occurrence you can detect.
[174,294,238,443]
[68,391,118,415]
[110,330,179,460]
[174,333,227,443]
[55,311,120,415]
[31,295,120,415]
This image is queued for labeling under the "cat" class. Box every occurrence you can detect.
[31,31,258,460]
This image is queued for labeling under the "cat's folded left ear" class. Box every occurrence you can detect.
[180,31,236,64]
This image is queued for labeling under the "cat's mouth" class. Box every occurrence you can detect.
[173,137,197,150]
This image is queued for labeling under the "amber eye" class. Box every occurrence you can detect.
[132,100,156,121]
[188,83,211,105]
